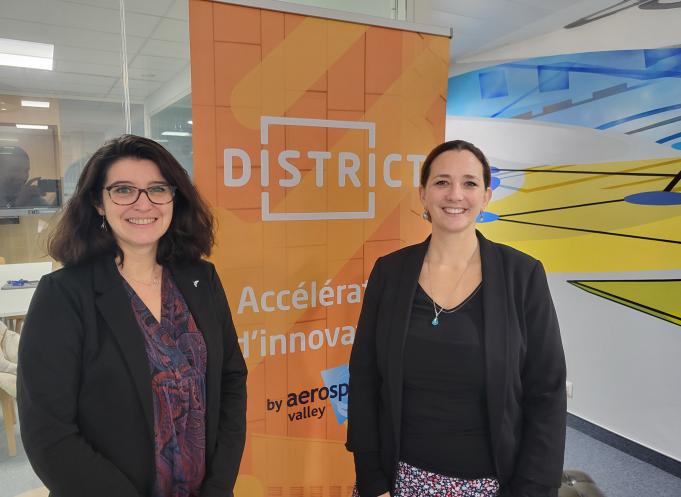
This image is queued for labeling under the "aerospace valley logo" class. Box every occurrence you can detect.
[266,364,349,424]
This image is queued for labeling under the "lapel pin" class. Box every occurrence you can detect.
[193,280,199,287]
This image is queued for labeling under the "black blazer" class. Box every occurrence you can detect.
[17,257,247,497]
[346,231,566,497]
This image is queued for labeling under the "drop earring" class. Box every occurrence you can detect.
[100,215,107,231]
[422,209,431,222]
[477,210,485,222]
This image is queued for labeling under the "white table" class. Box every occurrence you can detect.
[0,262,53,318]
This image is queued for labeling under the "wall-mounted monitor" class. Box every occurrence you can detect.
[0,123,61,218]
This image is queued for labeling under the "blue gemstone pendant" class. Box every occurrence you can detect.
[431,317,439,326]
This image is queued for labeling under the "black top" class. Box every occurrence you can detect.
[400,282,496,478]
[17,257,247,497]
[347,233,567,497]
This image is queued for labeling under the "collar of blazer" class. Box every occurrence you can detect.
[91,256,222,444]
[384,230,509,474]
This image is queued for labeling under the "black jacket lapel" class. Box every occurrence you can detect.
[93,257,154,438]
[168,263,222,450]
[386,238,429,452]
[478,231,509,476]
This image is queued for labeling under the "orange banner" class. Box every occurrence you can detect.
[189,1,449,495]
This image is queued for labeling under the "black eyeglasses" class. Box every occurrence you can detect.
[104,184,177,205]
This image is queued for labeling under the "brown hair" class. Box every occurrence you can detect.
[420,140,491,189]
[49,135,214,266]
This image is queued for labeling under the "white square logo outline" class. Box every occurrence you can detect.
[260,116,376,221]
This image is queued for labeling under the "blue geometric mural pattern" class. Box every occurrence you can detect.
[448,48,681,149]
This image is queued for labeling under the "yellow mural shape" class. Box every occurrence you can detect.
[568,279,681,326]
[480,158,681,272]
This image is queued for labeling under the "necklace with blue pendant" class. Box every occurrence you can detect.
[426,241,479,326]
[431,303,443,326]
[431,299,456,326]
[431,283,483,325]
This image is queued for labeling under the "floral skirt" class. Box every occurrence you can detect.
[352,461,500,497]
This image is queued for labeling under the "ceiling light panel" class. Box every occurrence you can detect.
[21,100,50,108]
[0,37,54,70]
[16,124,49,130]
[161,131,191,137]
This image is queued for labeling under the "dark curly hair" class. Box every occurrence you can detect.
[49,135,214,266]
[420,140,491,189]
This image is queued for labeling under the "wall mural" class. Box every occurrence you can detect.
[447,48,681,327]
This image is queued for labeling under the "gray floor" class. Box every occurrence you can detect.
[563,427,681,496]
[1,414,681,497]
[0,420,42,497]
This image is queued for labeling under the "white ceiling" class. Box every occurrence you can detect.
[0,0,636,105]
[421,0,617,66]
[0,0,189,104]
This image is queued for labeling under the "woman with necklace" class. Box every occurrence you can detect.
[347,140,566,497]
[17,135,247,497]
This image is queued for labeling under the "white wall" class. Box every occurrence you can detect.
[550,272,681,461]
[446,114,681,461]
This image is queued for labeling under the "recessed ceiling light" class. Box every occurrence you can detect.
[0,38,54,70]
[0,138,19,142]
[187,120,193,125]
[161,131,191,137]
[21,100,50,108]
[16,124,48,130]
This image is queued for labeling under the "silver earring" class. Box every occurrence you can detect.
[477,210,485,222]
[422,209,431,222]
[100,215,107,231]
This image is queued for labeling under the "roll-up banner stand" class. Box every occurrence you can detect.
[189,0,451,494]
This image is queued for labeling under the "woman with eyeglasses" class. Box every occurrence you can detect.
[17,135,247,497]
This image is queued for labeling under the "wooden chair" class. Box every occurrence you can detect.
[0,388,16,456]
[0,320,18,457]
[2,316,25,334]
[14,487,49,497]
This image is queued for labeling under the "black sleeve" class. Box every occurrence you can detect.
[353,451,390,497]
[17,275,143,497]
[200,264,248,497]
[346,259,390,497]
[509,475,558,497]
[510,260,566,495]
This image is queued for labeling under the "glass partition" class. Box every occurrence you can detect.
[0,1,189,495]
[149,94,192,176]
